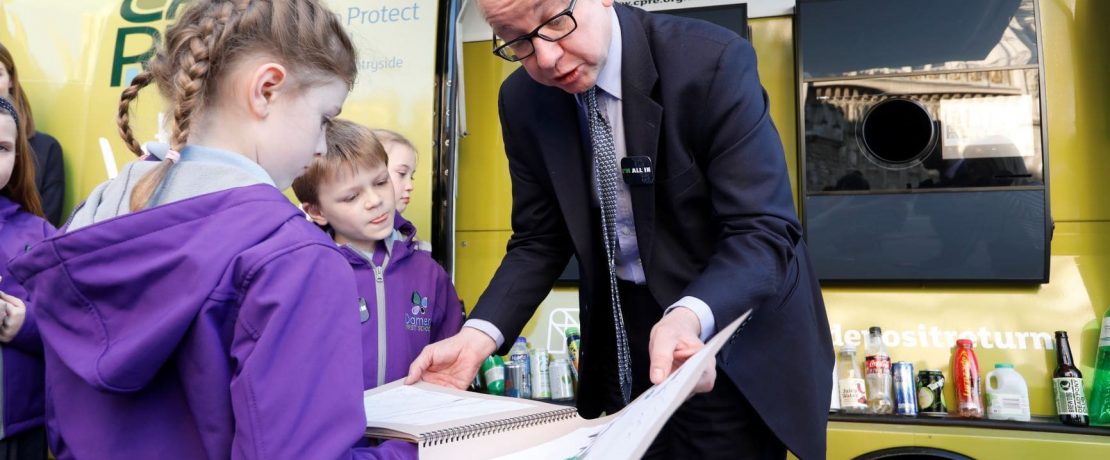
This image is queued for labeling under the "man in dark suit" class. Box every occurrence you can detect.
[407,0,833,457]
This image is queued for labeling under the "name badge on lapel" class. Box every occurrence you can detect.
[621,156,654,185]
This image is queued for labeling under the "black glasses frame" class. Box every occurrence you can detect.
[491,0,579,62]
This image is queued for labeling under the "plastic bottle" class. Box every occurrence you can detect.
[1089,308,1110,426]
[480,355,505,396]
[509,337,532,398]
[864,327,893,414]
[953,339,984,418]
[838,346,869,414]
[565,327,582,374]
[985,363,1031,422]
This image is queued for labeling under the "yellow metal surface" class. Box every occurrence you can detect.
[825,421,1110,459]
[457,43,519,232]
[1042,0,1110,223]
[455,230,515,312]
[748,16,799,203]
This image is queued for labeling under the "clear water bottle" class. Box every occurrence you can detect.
[864,327,893,414]
[509,337,532,398]
[838,346,869,414]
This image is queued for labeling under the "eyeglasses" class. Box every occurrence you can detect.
[491,0,578,62]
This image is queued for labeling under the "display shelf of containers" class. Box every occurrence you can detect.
[472,328,581,407]
[831,309,1110,435]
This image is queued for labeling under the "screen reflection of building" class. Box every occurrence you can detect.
[804,69,1043,194]
[799,0,1050,282]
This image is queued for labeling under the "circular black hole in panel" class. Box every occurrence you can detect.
[860,98,936,166]
[854,447,974,460]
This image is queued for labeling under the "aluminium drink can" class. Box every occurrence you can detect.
[531,349,552,399]
[504,362,525,398]
[893,361,918,416]
[917,370,948,416]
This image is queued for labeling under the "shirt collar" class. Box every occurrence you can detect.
[595,7,623,100]
[349,229,401,261]
[145,142,276,187]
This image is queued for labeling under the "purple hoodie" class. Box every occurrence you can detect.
[8,185,413,459]
[0,196,53,440]
[341,214,463,389]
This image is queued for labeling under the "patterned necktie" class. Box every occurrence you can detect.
[584,87,633,405]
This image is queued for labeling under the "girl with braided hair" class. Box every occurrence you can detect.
[0,96,53,460]
[6,1,414,458]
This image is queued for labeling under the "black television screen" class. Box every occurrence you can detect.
[658,3,749,40]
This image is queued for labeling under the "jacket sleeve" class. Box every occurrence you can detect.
[229,242,415,460]
[431,267,464,343]
[2,220,54,354]
[467,89,575,355]
[6,300,42,355]
[680,36,804,330]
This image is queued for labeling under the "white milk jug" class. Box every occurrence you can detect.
[986,363,1031,422]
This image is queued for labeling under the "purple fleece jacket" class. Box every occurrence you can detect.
[0,196,54,440]
[8,185,413,459]
[342,214,463,389]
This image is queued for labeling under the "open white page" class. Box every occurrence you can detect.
[364,384,533,426]
[493,310,751,460]
[364,379,578,443]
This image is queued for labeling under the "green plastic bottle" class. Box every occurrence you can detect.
[480,355,505,396]
[1089,308,1110,426]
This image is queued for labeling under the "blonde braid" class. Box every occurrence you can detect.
[116,71,154,156]
[130,1,239,211]
[123,0,357,211]
[169,2,238,149]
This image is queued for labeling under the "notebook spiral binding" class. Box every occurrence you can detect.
[419,407,579,447]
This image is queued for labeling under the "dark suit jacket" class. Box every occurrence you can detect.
[30,132,65,226]
[469,6,833,458]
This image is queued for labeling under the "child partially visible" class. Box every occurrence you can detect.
[0,96,53,460]
[370,129,416,215]
[5,1,411,458]
[294,120,463,389]
[371,128,433,253]
[0,44,65,226]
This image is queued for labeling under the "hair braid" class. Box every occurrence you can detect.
[116,71,154,156]
[168,2,238,150]
[121,0,357,212]
[129,1,239,211]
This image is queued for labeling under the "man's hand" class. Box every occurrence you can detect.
[648,307,716,393]
[405,327,498,389]
[0,291,28,343]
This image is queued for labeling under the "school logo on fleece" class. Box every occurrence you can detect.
[405,291,431,333]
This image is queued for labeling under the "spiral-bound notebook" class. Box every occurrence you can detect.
[363,310,751,459]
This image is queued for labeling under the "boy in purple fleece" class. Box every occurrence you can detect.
[6,2,413,459]
[0,97,53,460]
[293,120,464,389]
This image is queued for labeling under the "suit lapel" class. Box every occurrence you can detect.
[536,86,594,260]
[616,6,663,271]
